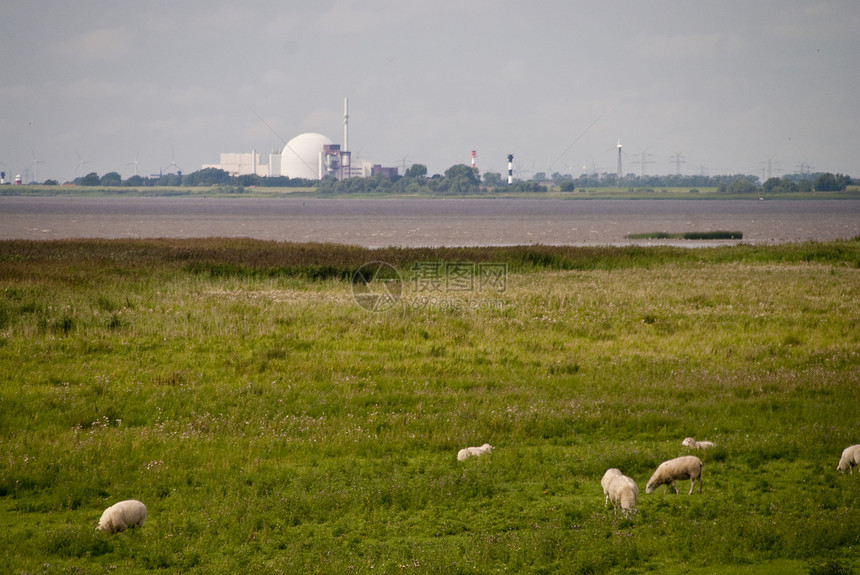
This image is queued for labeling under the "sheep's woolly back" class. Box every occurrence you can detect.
[646,455,703,495]
[457,443,493,461]
[682,437,715,449]
[837,444,860,473]
[97,500,147,534]
[600,468,623,503]
[607,474,639,515]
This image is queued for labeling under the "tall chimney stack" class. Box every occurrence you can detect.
[343,97,349,153]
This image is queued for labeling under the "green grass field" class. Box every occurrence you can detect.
[1,239,858,574]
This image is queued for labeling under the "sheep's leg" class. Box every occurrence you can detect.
[670,480,678,494]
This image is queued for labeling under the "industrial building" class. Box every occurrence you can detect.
[202,150,281,177]
[203,100,397,180]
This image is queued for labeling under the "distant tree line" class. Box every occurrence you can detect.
[316,164,548,195]
[38,165,854,195]
[548,170,852,193]
[70,169,316,188]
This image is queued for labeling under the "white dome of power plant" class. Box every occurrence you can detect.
[281,133,334,179]
[202,99,395,180]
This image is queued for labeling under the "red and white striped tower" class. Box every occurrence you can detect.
[471,150,477,171]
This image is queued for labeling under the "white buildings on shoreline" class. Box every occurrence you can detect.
[203,99,396,180]
[202,133,383,180]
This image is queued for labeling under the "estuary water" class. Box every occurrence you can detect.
[1,196,858,248]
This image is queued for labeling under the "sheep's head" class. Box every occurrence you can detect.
[682,437,695,447]
[645,473,663,494]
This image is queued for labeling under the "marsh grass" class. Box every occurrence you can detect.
[0,238,858,573]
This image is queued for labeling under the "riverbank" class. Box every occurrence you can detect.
[3,184,860,200]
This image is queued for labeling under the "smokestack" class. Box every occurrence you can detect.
[507,154,514,185]
[343,97,349,153]
[471,150,477,171]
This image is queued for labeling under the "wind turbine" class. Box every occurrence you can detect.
[582,157,600,175]
[28,148,46,184]
[75,151,92,179]
[127,151,140,177]
[162,147,181,175]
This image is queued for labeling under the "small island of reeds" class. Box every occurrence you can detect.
[625,230,743,240]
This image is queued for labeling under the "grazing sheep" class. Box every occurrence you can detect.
[682,437,715,449]
[837,444,860,474]
[97,500,147,534]
[600,468,623,506]
[646,455,703,495]
[602,470,639,516]
[457,443,493,461]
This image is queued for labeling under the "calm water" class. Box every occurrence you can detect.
[1,197,858,247]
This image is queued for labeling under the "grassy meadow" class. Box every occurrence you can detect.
[0,238,858,574]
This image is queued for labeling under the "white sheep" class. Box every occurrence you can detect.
[600,468,622,506]
[837,444,860,474]
[682,437,715,449]
[457,443,493,461]
[646,455,703,495]
[601,469,638,516]
[97,499,147,534]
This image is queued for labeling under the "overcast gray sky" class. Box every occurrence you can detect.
[1,0,858,183]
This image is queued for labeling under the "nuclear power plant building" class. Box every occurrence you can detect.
[202,131,377,180]
[204,100,398,180]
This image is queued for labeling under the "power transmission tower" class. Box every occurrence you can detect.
[670,152,686,175]
[635,149,655,177]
